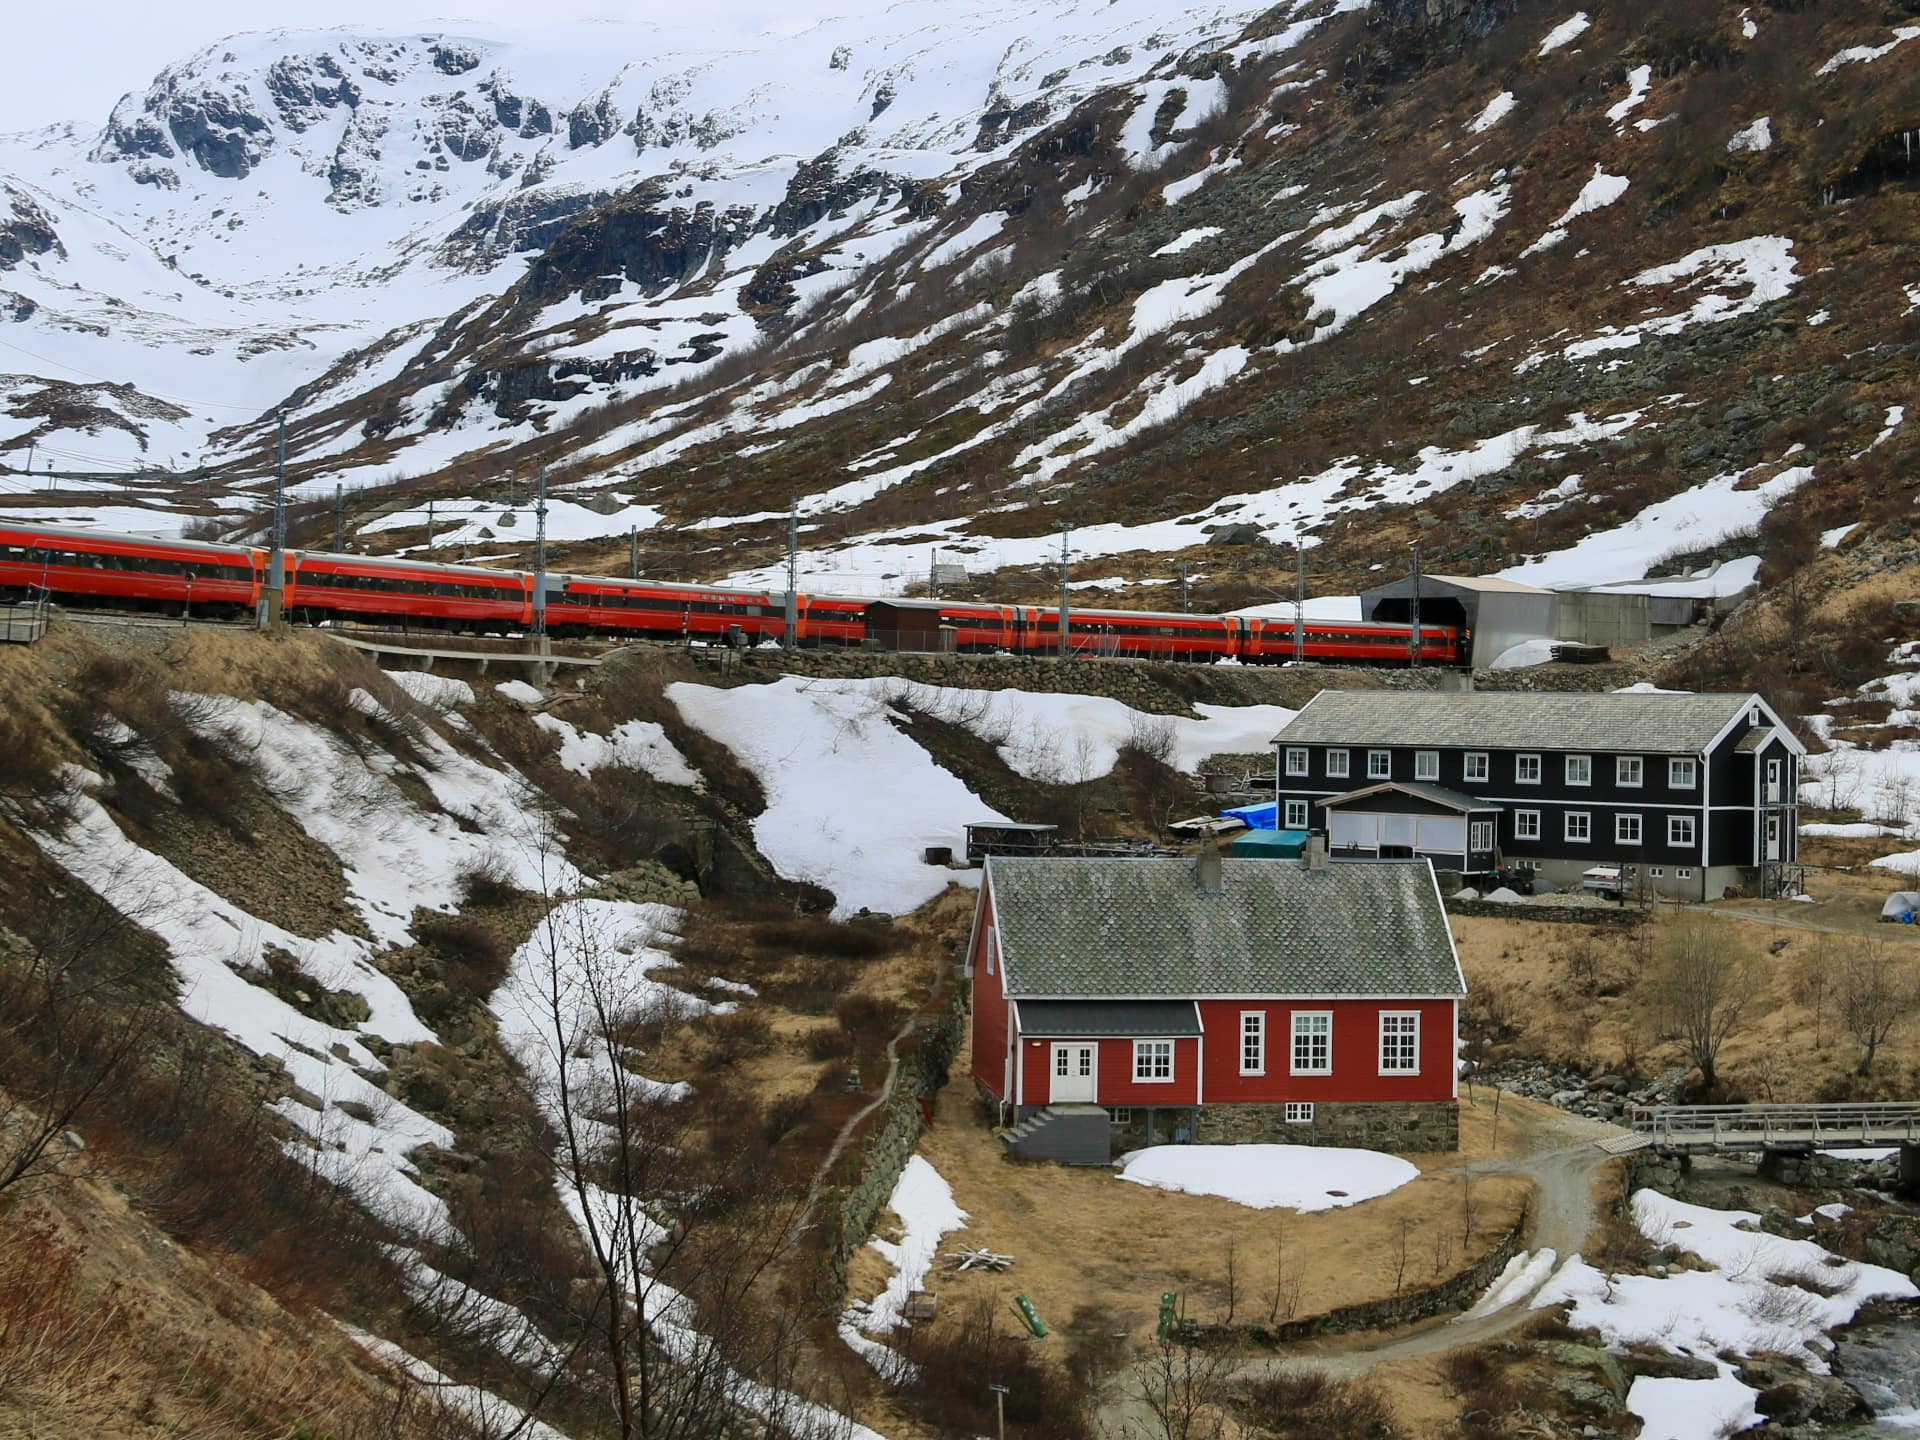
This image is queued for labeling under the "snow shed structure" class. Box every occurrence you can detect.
[1360,574,1554,668]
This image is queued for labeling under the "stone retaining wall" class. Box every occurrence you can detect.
[826,982,967,1300]
[1446,898,1645,926]
[756,647,1370,714]
[1187,1206,1530,1346]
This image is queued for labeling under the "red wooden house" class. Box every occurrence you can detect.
[967,845,1465,1161]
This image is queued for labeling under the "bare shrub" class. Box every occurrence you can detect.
[414,914,509,998]
[804,1025,856,1061]
[1639,921,1762,1088]
[751,915,897,961]
[454,852,521,908]
[700,1011,775,1064]
[1239,1369,1396,1440]
[893,1294,1095,1437]
[1838,939,1918,1076]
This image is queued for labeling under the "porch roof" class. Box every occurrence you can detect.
[1014,1000,1204,1038]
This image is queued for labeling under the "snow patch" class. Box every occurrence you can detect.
[1118,1143,1417,1212]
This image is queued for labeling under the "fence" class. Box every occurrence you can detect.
[1,604,47,644]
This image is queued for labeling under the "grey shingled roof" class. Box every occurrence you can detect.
[1273,691,1760,755]
[1319,781,1500,813]
[986,857,1464,999]
[1014,1001,1204,1037]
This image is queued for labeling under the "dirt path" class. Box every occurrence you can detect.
[1097,1103,1628,1436]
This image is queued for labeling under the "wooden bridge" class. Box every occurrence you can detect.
[1629,1103,1920,1154]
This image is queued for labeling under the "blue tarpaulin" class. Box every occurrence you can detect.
[1222,801,1278,829]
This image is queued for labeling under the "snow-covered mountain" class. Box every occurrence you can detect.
[2,0,1916,621]
[0,1,1289,473]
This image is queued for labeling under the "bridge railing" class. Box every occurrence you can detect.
[1631,1102,1920,1149]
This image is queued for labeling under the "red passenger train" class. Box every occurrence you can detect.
[0,521,1467,665]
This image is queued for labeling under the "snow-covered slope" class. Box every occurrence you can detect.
[0,1,1286,471]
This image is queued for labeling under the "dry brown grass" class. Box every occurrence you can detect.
[0,1161,479,1440]
[883,1030,1532,1372]
[1453,883,1920,1098]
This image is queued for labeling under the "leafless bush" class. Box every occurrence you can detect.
[1239,1369,1396,1440]
[455,852,522,908]
[1838,939,1916,1076]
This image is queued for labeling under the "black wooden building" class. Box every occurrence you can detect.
[1270,690,1804,900]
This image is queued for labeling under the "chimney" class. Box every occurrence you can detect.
[1194,836,1224,893]
[1305,833,1329,872]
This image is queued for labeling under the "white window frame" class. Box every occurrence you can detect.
[1133,1040,1174,1084]
[1516,753,1542,784]
[1283,799,1309,830]
[1379,1012,1420,1075]
[1110,1107,1134,1125]
[1649,866,1665,878]
[985,924,996,976]
[1670,757,1697,789]
[1367,749,1392,779]
[1326,748,1350,779]
[1515,810,1541,841]
[1616,812,1643,845]
[1290,1012,1332,1076]
[1240,1011,1266,1076]
[1284,746,1309,777]
[1677,867,1694,880]
[1566,811,1591,843]
[1617,756,1644,788]
[1469,819,1494,851]
[1415,750,1440,782]
[1464,752,1489,783]
[1565,754,1591,787]
[1668,814,1696,847]
[1284,1102,1314,1124]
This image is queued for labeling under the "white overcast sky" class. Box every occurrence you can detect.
[4,1,893,133]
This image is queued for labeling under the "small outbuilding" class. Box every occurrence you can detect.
[1227,828,1309,858]
[964,821,1058,865]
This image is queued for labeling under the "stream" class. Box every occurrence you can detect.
[1834,1308,1920,1435]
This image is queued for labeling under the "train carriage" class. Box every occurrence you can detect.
[1019,606,1239,662]
[0,522,263,617]
[286,551,532,631]
[550,576,787,642]
[1239,616,1463,666]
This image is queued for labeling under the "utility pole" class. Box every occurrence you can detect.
[1177,561,1189,613]
[1293,543,1305,662]
[332,483,344,553]
[533,466,548,645]
[264,412,286,628]
[629,526,639,579]
[23,440,33,492]
[1408,540,1423,669]
[1056,521,1071,665]
[783,496,799,651]
[930,546,940,600]
[426,499,435,552]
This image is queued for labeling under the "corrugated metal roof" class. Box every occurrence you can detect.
[986,856,1464,999]
[1319,781,1500,813]
[1015,1000,1204,1036]
[1273,690,1760,755]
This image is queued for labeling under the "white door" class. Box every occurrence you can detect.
[1766,815,1781,860]
[1766,758,1782,803]
[1050,1043,1097,1103]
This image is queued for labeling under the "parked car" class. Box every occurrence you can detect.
[1581,866,1625,900]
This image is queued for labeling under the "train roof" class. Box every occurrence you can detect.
[0,520,257,557]
[302,550,530,582]
[556,572,773,598]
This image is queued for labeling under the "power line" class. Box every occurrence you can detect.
[0,336,261,412]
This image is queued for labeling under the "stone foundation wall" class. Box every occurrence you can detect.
[1192,1100,1460,1152]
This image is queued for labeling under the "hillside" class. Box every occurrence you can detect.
[0,617,1350,1436]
